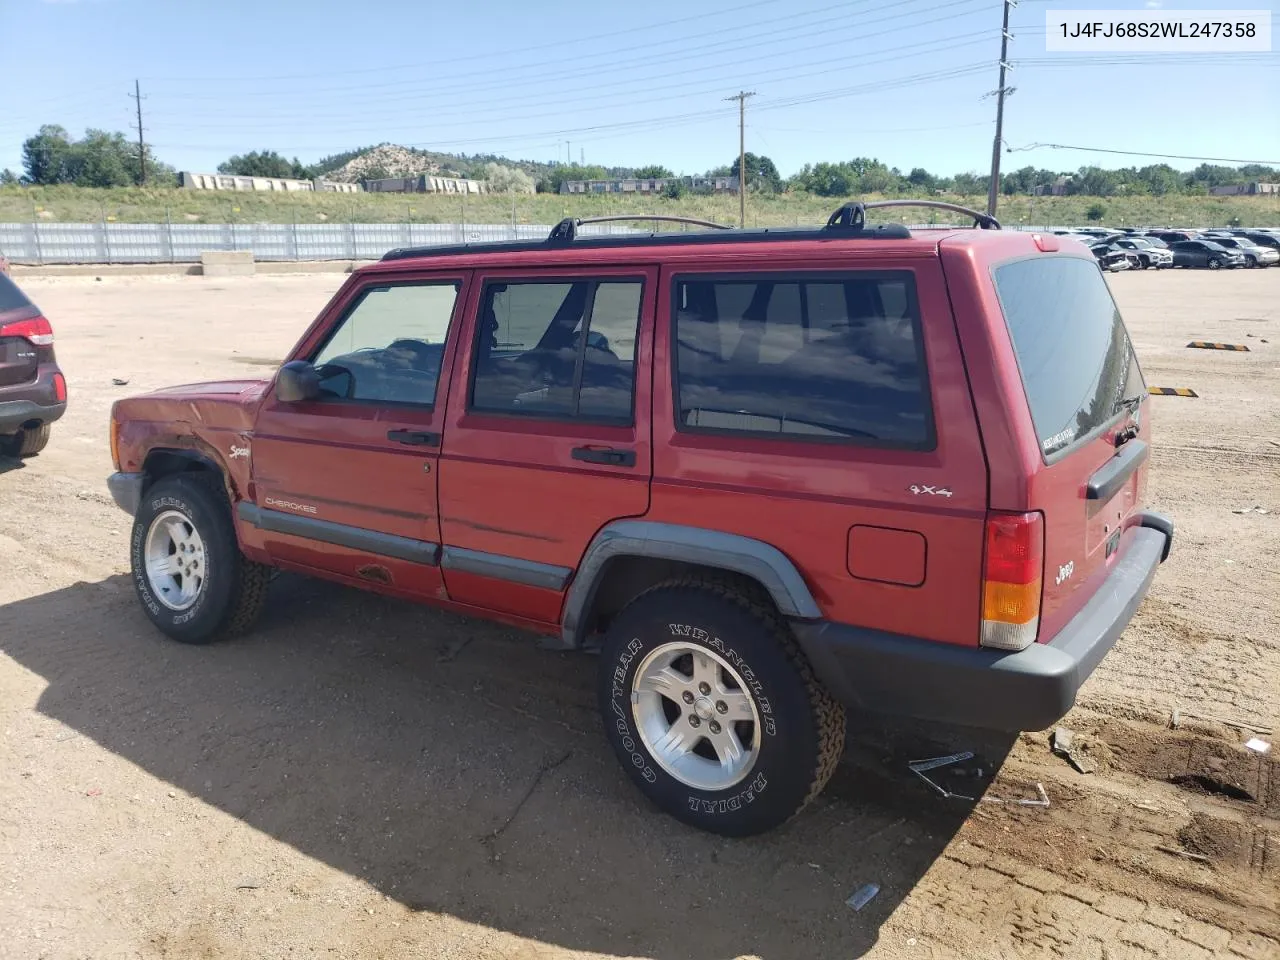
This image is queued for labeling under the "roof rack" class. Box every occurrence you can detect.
[833,199,1000,230]
[548,214,731,242]
[378,198,985,262]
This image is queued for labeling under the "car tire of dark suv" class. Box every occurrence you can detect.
[598,579,845,836]
[129,474,272,644]
[1,423,50,458]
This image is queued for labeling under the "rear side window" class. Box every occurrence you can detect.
[673,273,932,447]
[993,256,1144,459]
[471,279,641,422]
[0,276,34,312]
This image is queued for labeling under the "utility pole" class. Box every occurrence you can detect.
[130,79,147,185]
[986,0,1015,217]
[725,90,755,227]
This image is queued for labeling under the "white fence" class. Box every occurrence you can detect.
[0,220,1082,265]
[0,222,644,265]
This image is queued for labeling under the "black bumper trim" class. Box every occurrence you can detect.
[792,514,1173,732]
[0,398,66,434]
[107,471,145,516]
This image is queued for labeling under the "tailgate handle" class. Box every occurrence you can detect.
[387,429,441,447]
[1086,439,1149,501]
[572,446,635,467]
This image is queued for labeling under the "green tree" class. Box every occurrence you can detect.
[538,163,610,193]
[907,167,938,192]
[950,172,986,196]
[1136,164,1181,196]
[0,169,18,186]
[1085,202,1107,221]
[634,164,674,179]
[218,150,314,179]
[663,180,686,199]
[484,162,536,193]
[730,153,782,192]
[22,125,76,184]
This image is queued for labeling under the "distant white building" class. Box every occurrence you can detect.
[363,175,487,194]
[178,172,360,193]
[560,176,739,195]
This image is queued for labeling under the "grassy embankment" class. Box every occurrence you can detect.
[2,184,1277,229]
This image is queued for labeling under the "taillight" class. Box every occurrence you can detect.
[0,316,54,346]
[53,372,67,403]
[981,511,1044,651]
[110,417,121,470]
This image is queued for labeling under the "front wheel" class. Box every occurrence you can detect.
[598,580,845,836]
[1245,256,1257,268]
[1208,258,1222,270]
[129,474,271,644]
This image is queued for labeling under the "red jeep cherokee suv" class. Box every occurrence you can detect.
[107,202,1172,835]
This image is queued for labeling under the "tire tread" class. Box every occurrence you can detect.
[620,575,845,827]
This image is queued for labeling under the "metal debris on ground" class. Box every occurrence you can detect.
[1245,738,1272,755]
[1232,506,1270,515]
[111,378,129,386]
[1050,726,1099,775]
[1173,708,1272,735]
[907,751,1049,807]
[1147,386,1198,397]
[846,883,881,911]
[1155,845,1211,864]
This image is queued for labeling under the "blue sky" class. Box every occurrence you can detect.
[1,0,1276,178]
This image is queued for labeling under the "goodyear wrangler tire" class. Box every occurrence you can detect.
[129,475,270,645]
[598,579,845,836]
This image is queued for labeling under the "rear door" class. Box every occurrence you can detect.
[988,254,1148,638]
[0,276,41,388]
[437,266,655,625]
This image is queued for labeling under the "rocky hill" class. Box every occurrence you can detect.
[323,145,443,183]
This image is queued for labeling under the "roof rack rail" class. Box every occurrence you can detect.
[856,199,1000,230]
[548,214,732,242]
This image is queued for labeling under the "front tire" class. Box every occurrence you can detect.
[1208,258,1222,270]
[1,423,50,458]
[129,474,271,644]
[598,579,845,836]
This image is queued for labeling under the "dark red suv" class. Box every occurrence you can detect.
[0,273,66,458]
[106,202,1172,835]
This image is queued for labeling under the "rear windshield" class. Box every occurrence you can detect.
[993,256,1144,459]
[0,275,34,313]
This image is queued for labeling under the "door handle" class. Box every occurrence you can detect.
[572,446,636,467]
[387,429,441,447]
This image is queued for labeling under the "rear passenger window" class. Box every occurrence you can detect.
[471,279,641,422]
[673,274,932,447]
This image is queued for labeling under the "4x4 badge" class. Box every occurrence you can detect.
[909,484,953,498]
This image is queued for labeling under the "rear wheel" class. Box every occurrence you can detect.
[1208,258,1222,270]
[1245,256,1258,268]
[598,579,845,836]
[129,474,271,644]
[0,423,51,458]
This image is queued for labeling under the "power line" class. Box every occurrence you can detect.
[139,30,999,135]
[1007,143,1280,166]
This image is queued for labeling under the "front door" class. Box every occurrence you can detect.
[249,273,468,597]
[437,267,656,624]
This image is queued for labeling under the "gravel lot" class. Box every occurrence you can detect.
[1,269,1277,960]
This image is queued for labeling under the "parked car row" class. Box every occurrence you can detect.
[1055,227,1280,271]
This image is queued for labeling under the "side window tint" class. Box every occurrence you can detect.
[674,274,931,446]
[471,279,641,421]
[313,283,459,405]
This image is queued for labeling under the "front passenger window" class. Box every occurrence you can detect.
[312,282,460,405]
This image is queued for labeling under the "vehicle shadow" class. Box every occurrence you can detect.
[0,574,1016,959]
[0,453,26,474]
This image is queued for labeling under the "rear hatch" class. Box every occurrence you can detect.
[991,254,1148,639]
[0,275,44,388]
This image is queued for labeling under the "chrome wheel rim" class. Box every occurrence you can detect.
[631,641,761,791]
[143,510,207,611]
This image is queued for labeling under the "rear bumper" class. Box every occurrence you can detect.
[792,511,1173,732]
[107,471,145,516]
[0,397,66,434]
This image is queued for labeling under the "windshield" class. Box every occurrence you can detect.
[993,256,1144,459]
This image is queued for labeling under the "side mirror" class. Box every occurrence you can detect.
[276,360,321,403]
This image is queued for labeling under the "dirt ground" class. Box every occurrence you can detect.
[1,269,1277,960]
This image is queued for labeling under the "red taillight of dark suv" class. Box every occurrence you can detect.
[0,274,66,458]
